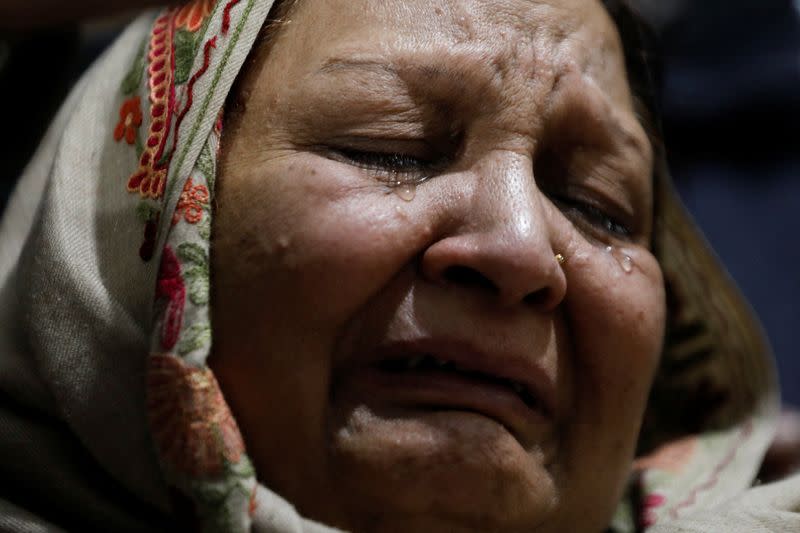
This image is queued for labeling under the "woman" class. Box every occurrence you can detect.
[0,0,796,531]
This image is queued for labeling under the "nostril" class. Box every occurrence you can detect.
[443,265,498,293]
[523,289,552,308]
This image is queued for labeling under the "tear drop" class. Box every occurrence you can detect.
[394,183,417,202]
[620,255,633,273]
[605,245,635,274]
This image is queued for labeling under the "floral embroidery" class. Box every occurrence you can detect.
[176,0,215,32]
[177,243,210,306]
[173,177,209,225]
[178,323,211,357]
[126,12,176,200]
[137,3,263,530]
[147,354,246,478]
[114,96,143,145]
[156,246,186,351]
[174,29,199,85]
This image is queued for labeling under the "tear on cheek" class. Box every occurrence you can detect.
[605,245,635,274]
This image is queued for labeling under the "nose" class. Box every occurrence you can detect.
[420,153,567,311]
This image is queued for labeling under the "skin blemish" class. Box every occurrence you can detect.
[277,235,292,250]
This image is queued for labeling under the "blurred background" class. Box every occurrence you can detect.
[1,1,798,406]
[634,0,800,407]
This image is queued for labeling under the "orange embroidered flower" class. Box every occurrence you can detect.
[147,354,246,478]
[114,96,143,145]
[176,0,216,32]
[173,177,210,225]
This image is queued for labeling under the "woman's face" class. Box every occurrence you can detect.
[211,0,665,531]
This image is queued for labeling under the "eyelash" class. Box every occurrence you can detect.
[334,148,633,238]
[333,147,434,183]
[549,194,632,238]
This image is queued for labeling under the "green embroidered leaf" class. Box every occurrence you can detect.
[182,262,210,306]
[196,143,216,193]
[174,29,199,85]
[183,263,207,278]
[177,322,211,356]
[198,211,212,241]
[120,39,147,95]
[177,243,208,267]
[136,202,160,223]
[189,276,210,306]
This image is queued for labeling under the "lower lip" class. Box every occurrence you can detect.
[334,366,551,440]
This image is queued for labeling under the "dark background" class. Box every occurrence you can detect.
[1,1,798,405]
[635,0,800,406]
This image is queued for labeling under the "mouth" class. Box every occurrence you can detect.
[336,341,555,445]
[377,354,545,414]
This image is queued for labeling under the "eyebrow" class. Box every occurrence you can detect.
[317,57,397,76]
[316,56,475,96]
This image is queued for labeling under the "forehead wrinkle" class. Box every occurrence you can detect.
[315,47,513,113]
[310,8,648,157]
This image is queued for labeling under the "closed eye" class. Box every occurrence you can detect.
[549,194,632,239]
[328,145,451,186]
[335,148,430,174]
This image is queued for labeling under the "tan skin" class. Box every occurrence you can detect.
[210,0,665,531]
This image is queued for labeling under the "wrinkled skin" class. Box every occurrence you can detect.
[210,0,666,531]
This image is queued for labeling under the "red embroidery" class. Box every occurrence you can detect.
[173,177,209,225]
[147,354,246,478]
[248,484,258,516]
[172,36,217,151]
[214,108,224,138]
[156,246,186,351]
[222,0,242,35]
[127,12,177,200]
[639,493,666,528]
[158,34,218,202]
[114,96,143,145]
[176,0,215,33]
[668,421,754,519]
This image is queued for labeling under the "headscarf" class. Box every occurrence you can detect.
[0,2,795,532]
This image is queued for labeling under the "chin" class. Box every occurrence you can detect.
[320,405,559,533]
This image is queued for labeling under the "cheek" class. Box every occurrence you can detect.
[211,155,437,498]
[213,155,445,358]
[563,243,666,431]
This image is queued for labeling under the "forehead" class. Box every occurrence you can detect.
[277,0,633,109]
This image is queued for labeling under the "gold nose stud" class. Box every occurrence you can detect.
[555,253,566,265]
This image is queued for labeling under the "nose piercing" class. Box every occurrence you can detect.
[555,253,566,265]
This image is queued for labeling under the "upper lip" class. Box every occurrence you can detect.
[370,337,557,419]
